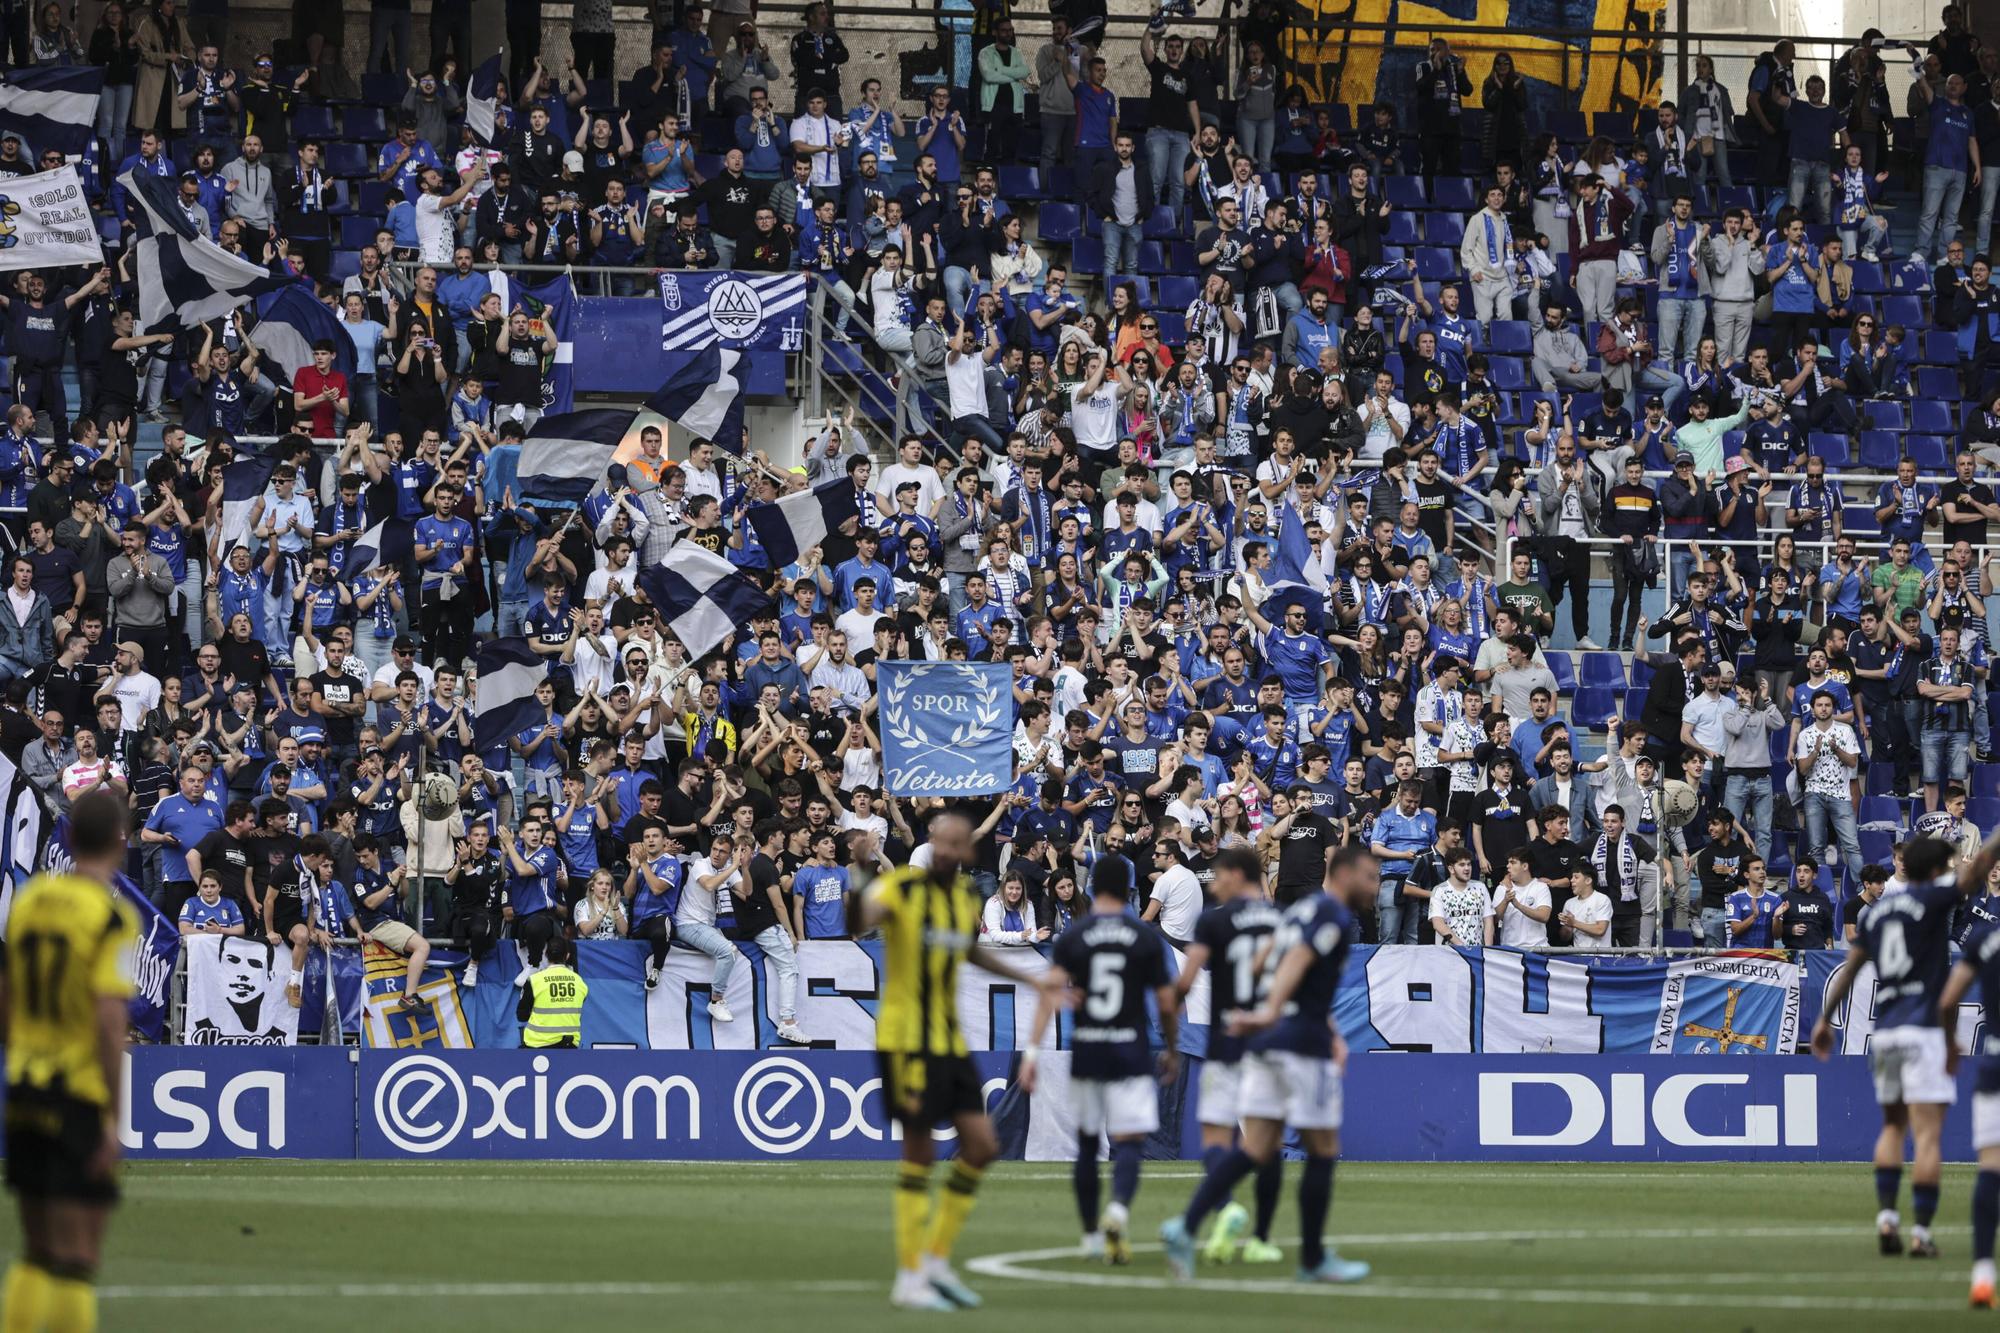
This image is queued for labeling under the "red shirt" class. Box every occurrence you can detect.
[294,366,347,438]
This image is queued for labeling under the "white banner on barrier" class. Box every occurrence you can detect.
[181,934,299,1046]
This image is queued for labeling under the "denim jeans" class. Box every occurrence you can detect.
[756,924,800,1021]
[1238,116,1275,172]
[1638,362,1687,417]
[1376,876,1406,944]
[1656,297,1707,373]
[1916,163,1967,259]
[942,265,974,317]
[97,83,133,163]
[1839,215,1889,260]
[496,596,530,638]
[949,412,1006,453]
[1978,168,2000,258]
[1722,771,1773,862]
[675,918,738,993]
[1103,219,1142,280]
[1804,789,1863,886]
[1787,158,1832,223]
[1698,905,1729,947]
[1921,724,1970,788]
[1145,127,1191,218]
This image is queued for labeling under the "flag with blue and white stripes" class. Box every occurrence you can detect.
[518,408,630,507]
[217,453,280,555]
[464,54,504,146]
[253,282,357,390]
[746,478,860,569]
[0,67,102,160]
[647,347,744,454]
[474,637,550,754]
[120,167,286,336]
[636,540,775,663]
[657,269,807,351]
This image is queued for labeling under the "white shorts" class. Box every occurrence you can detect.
[1975,1091,2000,1151]
[1197,1059,1243,1129]
[1238,1049,1343,1131]
[1870,1026,1958,1107]
[1073,1075,1160,1138]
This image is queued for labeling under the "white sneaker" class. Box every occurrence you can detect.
[890,1271,953,1312]
[645,961,660,992]
[463,960,479,989]
[1080,1231,1106,1259]
[707,999,735,1024]
[776,1020,808,1043]
[1862,246,1879,262]
[1577,635,1602,650]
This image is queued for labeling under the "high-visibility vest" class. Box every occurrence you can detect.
[524,964,588,1047]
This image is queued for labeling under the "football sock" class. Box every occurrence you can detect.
[2,1260,50,1333]
[894,1160,930,1272]
[1110,1139,1142,1208]
[1073,1134,1102,1231]
[1299,1155,1335,1270]
[925,1160,985,1260]
[1974,1171,2000,1262]
[1252,1156,1283,1241]
[1184,1147,1256,1232]
[1201,1144,1227,1177]
[43,1272,96,1333]
[1914,1181,1940,1229]
[1876,1166,1903,1213]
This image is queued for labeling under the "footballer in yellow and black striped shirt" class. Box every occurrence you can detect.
[853,807,1057,1313]
[3,791,135,1333]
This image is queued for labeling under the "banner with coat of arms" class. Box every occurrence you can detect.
[658,269,806,352]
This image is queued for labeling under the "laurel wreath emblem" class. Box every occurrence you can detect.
[882,663,1006,782]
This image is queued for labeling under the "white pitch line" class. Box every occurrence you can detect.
[963,1245,1965,1314]
[98,1279,880,1302]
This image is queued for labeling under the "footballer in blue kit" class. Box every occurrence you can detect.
[1942,902,2000,1308]
[1814,831,2000,1263]
[1172,847,1287,1264]
[1163,843,1379,1285]
[1022,858,1179,1266]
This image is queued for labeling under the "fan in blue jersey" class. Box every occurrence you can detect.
[1161,843,1377,1285]
[1173,846,1286,1265]
[1813,832,1999,1260]
[1021,858,1179,1266]
[500,815,566,981]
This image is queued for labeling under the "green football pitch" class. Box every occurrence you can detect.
[10,1160,1995,1331]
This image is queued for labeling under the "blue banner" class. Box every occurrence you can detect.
[657,269,807,352]
[878,661,1015,797]
[516,274,575,414]
[58,1046,1983,1161]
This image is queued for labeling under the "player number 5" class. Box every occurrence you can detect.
[1085,953,1126,1021]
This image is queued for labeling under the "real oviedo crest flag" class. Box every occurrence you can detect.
[658,269,807,352]
[879,661,1014,798]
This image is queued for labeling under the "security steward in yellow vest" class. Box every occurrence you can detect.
[516,936,588,1048]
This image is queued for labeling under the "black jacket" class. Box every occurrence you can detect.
[1085,155,1157,223]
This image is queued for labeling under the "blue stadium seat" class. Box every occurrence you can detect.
[1844,504,1881,535]
[1430,177,1477,212]
[1622,687,1649,722]
[1857,431,1901,470]
[1972,798,2000,830]
[1414,247,1455,280]
[357,76,402,110]
[328,249,361,281]
[1592,111,1634,140]
[1071,235,1103,271]
[1426,213,1466,246]
[1157,275,1197,310]
[1912,399,1956,433]
[1135,242,1165,272]
[1859,831,1895,867]
[997,166,1040,199]
[1908,434,1950,471]
[1882,294,1926,328]
[1628,655,1653,689]
[1865,764,1899,797]
[1141,205,1178,239]
[293,105,336,139]
[1850,262,1887,294]
[1813,435,1851,468]
[1914,366,1958,400]
[1488,357,1527,390]
[1921,331,1959,364]
[1545,650,1576,694]
[1974,763,2000,800]
[1038,203,1080,243]
[354,180,390,214]
[1867,400,1908,430]
[1546,110,1587,141]
[345,106,390,141]
[326,142,370,177]
[1859,795,1906,828]
[1571,687,1617,731]
[338,215,380,248]
[1108,275,1151,303]
[1154,312,1185,343]
[1580,652,1627,690]
[1383,176,1426,208]
[1385,212,1421,245]
[1487,320,1532,355]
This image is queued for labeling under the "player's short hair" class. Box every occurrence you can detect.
[545,935,574,966]
[1211,846,1263,885]
[1903,837,1956,884]
[69,790,126,857]
[1089,854,1133,903]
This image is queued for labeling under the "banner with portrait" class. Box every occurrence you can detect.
[181,933,300,1046]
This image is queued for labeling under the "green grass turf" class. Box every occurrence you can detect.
[7,1160,1993,1331]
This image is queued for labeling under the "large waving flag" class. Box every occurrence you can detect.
[216,453,280,554]
[746,478,861,569]
[121,167,286,335]
[474,636,549,754]
[252,282,357,390]
[1265,502,1330,633]
[635,541,775,662]
[0,66,102,159]
[648,347,745,454]
[518,408,630,506]
[345,516,413,580]
[464,53,504,147]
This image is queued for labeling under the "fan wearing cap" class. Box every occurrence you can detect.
[94,638,161,736]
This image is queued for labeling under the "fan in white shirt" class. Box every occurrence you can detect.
[1491,855,1554,949]
[1558,869,1613,949]
[1140,841,1204,943]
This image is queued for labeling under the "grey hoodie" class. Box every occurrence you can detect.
[1703,231,1766,302]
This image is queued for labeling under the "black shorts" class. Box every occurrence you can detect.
[4,1086,118,1205]
[877,1050,984,1127]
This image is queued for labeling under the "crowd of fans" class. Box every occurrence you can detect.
[4,3,2000,1029]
